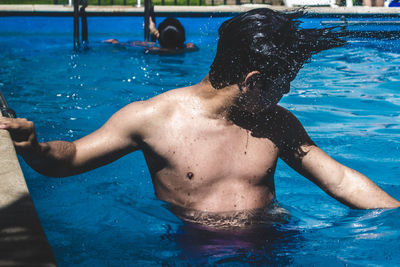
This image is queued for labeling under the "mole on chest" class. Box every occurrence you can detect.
[186,172,194,180]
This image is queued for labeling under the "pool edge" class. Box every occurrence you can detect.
[0,127,57,267]
[0,5,399,17]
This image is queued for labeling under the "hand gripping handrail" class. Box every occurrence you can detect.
[0,91,16,118]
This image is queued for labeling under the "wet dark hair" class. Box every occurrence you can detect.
[158,17,186,49]
[209,8,346,91]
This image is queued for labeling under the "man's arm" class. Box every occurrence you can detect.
[274,106,400,209]
[0,101,150,177]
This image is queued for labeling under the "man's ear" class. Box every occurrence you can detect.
[242,71,261,92]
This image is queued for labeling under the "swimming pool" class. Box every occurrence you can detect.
[1,14,400,266]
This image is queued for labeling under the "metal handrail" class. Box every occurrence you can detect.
[144,0,152,41]
[0,91,16,118]
[73,0,89,51]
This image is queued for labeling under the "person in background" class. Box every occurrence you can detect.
[148,17,197,52]
[104,17,198,55]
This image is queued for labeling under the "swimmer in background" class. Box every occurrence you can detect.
[104,17,198,55]
[2,8,399,230]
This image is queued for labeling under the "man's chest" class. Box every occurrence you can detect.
[143,123,279,185]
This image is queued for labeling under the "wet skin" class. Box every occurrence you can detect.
[0,74,399,219]
[138,82,309,212]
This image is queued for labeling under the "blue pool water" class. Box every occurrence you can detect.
[1,15,400,266]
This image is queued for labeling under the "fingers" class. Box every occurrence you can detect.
[0,117,35,141]
[0,117,32,131]
[0,117,39,155]
[0,116,14,129]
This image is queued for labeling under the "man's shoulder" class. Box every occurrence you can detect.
[266,105,293,119]
[265,105,306,133]
[144,86,188,105]
[250,105,297,129]
[247,105,309,148]
[110,89,183,140]
[267,105,314,156]
[128,87,189,120]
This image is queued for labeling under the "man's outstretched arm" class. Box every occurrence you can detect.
[0,101,150,177]
[294,145,400,209]
[274,106,400,209]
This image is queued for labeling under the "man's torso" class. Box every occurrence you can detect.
[137,87,282,213]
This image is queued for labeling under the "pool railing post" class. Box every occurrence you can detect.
[80,0,89,50]
[73,0,80,51]
[0,91,16,118]
[144,0,151,42]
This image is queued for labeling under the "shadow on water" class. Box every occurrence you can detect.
[151,203,303,267]
[160,221,302,266]
[116,194,302,265]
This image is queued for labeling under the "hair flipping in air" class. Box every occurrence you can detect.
[209,8,346,92]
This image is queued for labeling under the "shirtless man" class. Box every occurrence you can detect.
[1,9,399,227]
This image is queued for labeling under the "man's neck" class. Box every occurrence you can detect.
[193,75,272,133]
[195,75,242,121]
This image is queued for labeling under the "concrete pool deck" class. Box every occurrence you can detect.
[0,125,56,266]
[0,4,399,16]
